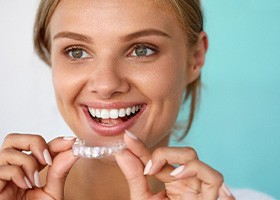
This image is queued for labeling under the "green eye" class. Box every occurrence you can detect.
[135,46,148,56]
[67,48,90,59]
[131,45,156,57]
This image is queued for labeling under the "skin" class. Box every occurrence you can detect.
[0,0,235,199]
[50,0,191,148]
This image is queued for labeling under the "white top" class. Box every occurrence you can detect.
[230,189,276,200]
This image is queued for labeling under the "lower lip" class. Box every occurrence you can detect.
[83,106,146,136]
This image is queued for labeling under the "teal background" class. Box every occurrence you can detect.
[170,1,280,199]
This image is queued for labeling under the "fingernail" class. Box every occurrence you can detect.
[24,176,32,189]
[222,183,232,197]
[125,130,138,140]
[144,160,152,175]
[63,136,77,140]
[170,165,185,176]
[43,149,53,165]
[34,171,41,188]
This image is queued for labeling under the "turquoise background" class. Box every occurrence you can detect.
[170,1,280,199]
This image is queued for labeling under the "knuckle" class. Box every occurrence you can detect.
[182,147,198,159]
[217,172,224,184]
[4,133,16,140]
[190,159,200,168]
[153,147,168,158]
[0,148,38,171]
[3,133,17,144]
[10,166,24,177]
[0,147,13,161]
[213,171,224,186]
[30,134,47,147]
[32,134,46,145]
[1,147,13,155]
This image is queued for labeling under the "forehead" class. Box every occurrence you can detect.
[49,0,185,40]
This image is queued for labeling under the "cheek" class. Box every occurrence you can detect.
[138,59,187,104]
[51,61,85,108]
[134,58,187,144]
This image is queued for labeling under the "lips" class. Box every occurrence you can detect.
[83,103,145,136]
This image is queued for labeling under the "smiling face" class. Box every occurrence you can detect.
[49,0,197,148]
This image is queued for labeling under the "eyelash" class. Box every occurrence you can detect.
[129,44,158,58]
[64,46,91,61]
[63,43,158,61]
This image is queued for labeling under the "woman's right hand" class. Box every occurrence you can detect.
[0,133,78,200]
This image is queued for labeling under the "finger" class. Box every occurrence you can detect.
[115,149,151,200]
[124,130,151,163]
[124,130,175,182]
[0,165,31,192]
[147,146,201,192]
[47,136,76,155]
[147,146,198,175]
[0,148,39,188]
[2,133,50,166]
[219,183,235,200]
[170,160,223,200]
[43,137,78,199]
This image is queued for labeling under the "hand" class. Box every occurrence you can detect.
[115,131,235,200]
[0,133,78,200]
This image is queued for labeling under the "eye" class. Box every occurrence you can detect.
[130,45,156,57]
[65,47,90,59]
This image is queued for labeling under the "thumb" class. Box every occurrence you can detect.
[43,137,79,199]
[115,149,151,200]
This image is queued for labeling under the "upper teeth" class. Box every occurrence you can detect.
[89,105,141,119]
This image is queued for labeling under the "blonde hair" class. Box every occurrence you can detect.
[33,0,204,140]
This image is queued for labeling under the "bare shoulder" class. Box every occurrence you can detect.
[231,189,276,200]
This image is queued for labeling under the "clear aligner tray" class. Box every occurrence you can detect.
[72,138,126,159]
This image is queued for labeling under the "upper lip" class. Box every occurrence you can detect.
[83,102,145,109]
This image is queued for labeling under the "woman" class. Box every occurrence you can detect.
[0,0,235,199]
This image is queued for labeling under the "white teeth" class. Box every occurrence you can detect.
[131,106,136,114]
[89,108,96,117]
[88,105,142,119]
[95,109,101,118]
[109,109,119,119]
[100,109,110,119]
[126,107,131,116]
[119,108,126,117]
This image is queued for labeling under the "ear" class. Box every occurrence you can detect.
[187,32,208,84]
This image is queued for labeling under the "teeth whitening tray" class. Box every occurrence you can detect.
[72,138,126,158]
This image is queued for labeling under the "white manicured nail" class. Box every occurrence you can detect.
[24,176,32,189]
[125,130,138,140]
[170,165,185,176]
[63,136,77,140]
[144,160,152,175]
[222,183,232,197]
[43,149,52,165]
[34,171,41,188]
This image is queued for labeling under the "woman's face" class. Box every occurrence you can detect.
[49,0,195,148]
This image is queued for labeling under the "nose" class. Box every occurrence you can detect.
[87,60,129,99]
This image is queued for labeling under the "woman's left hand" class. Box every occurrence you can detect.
[115,131,235,200]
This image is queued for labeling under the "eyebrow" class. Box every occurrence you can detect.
[53,32,92,43]
[52,29,171,43]
[121,29,172,41]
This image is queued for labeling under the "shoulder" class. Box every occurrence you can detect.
[231,189,276,200]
